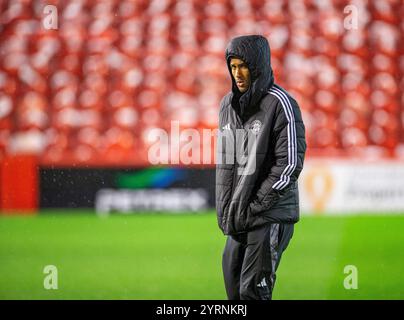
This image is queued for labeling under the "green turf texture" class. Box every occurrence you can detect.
[0,211,403,300]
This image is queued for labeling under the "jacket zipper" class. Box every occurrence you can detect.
[223,102,245,229]
[229,111,243,202]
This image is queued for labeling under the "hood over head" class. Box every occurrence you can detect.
[225,35,274,117]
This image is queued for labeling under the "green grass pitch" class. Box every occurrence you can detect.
[0,211,403,299]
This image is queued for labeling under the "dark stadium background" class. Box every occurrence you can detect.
[0,0,403,299]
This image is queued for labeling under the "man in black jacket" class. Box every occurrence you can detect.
[216,35,306,300]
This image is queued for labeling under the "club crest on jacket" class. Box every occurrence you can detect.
[250,120,262,134]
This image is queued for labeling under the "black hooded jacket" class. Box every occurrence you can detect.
[216,35,307,235]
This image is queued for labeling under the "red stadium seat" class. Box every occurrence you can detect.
[0,0,402,164]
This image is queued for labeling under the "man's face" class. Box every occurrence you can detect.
[230,58,251,93]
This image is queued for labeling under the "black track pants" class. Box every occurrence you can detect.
[222,223,294,300]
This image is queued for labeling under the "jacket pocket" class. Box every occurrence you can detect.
[271,183,297,210]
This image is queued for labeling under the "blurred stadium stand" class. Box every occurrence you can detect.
[0,0,403,167]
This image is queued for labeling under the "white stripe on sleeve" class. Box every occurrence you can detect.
[268,87,297,190]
